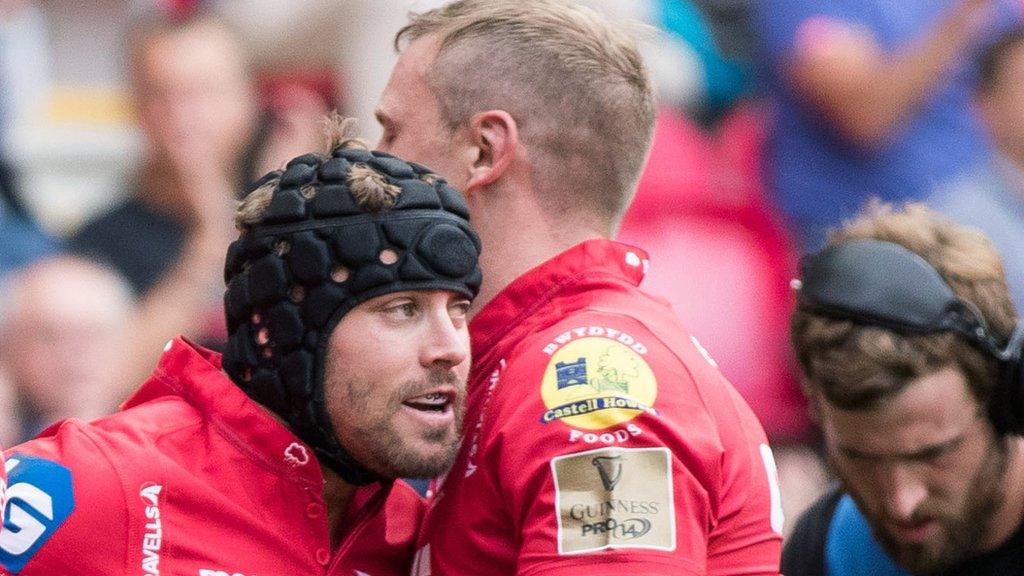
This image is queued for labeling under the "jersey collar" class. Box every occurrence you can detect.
[124,337,328,488]
[470,239,649,356]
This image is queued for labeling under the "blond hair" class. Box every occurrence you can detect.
[396,0,655,230]
[791,202,1018,410]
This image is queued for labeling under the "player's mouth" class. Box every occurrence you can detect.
[886,519,938,544]
[401,389,456,425]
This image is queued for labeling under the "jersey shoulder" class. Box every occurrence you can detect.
[1,418,134,574]
[0,395,202,575]
[492,304,749,444]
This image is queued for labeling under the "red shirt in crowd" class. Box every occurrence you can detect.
[412,240,783,576]
[0,338,423,575]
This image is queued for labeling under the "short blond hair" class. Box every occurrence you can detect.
[396,0,655,230]
[792,202,1018,410]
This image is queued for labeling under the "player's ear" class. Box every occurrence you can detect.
[464,110,518,192]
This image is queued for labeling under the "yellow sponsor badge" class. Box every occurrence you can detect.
[540,337,657,430]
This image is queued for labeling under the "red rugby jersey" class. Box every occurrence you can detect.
[0,338,423,575]
[412,240,782,576]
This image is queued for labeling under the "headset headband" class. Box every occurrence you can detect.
[799,240,1009,355]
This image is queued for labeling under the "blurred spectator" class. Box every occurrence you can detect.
[692,0,757,65]
[785,204,1024,575]
[66,8,326,393]
[0,0,56,275]
[68,9,256,298]
[0,256,132,442]
[581,0,747,121]
[658,0,752,121]
[753,0,1023,248]
[929,27,1024,312]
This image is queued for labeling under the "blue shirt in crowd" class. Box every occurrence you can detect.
[0,208,55,278]
[753,0,1022,248]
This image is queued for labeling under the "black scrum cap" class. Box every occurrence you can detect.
[222,147,482,484]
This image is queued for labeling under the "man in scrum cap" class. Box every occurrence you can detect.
[0,119,481,575]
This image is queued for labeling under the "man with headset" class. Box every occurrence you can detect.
[784,202,1024,575]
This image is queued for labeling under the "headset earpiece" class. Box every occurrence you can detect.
[989,323,1024,435]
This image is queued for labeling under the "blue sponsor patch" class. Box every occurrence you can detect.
[0,454,76,573]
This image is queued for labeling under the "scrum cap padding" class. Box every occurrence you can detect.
[222,148,481,484]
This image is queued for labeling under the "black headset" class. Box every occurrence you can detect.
[795,239,1024,435]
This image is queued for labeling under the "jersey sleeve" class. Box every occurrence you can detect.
[0,421,129,575]
[704,378,784,575]
[483,313,778,575]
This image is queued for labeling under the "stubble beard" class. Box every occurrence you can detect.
[342,369,465,480]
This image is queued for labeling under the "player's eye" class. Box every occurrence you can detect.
[382,299,418,320]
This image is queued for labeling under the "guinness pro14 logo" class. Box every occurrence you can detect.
[551,446,675,554]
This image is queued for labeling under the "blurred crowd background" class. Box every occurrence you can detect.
[0,0,1022,540]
